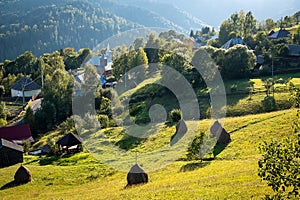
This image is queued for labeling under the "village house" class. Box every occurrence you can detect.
[0,138,23,167]
[0,124,34,145]
[10,77,41,99]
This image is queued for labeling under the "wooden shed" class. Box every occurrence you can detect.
[0,138,23,167]
[56,133,83,153]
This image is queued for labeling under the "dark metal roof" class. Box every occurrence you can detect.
[221,38,250,50]
[11,77,41,91]
[0,138,23,152]
[56,133,83,146]
[268,29,290,39]
[0,124,33,143]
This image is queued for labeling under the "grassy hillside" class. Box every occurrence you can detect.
[0,109,298,199]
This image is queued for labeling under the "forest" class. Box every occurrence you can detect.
[0,0,208,61]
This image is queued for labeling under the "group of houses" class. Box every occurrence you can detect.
[0,122,83,167]
[224,29,300,69]
[188,28,300,71]
[74,43,116,91]
[0,45,113,168]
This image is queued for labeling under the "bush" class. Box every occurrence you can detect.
[186,132,215,161]
[259,65,271,76]
[57,117,76,134]
[230,84,237,93]
[0,118,7,126]
[97,114,109,128]
[83,113,100,131]
[258,85,300,199]
[169,109,182,123]
[262,96,277,112]
[258,138,300,199]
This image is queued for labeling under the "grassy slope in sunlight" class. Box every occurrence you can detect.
[0,109,297,199]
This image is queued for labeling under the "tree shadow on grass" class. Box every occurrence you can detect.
[213,143,228,158]
[38,153,73,165]
[0,180,27,190]
[227,112,286,135]
[180,160,211,172]
[38,155,60,165]
[115,134,146,151]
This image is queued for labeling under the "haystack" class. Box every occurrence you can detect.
[126,164,148,187]
[170,120,187,146]
[210,120,231,145]
[14,165,32,183]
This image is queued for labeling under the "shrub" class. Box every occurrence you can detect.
[57,117,78,135]
[0,118,6,126]
[258,85,300,199]
[262,96,277,112]
[169,109,182,123]
[83,113,100,131]
[97,114,109,128]
[258,138,300,199]
[230,84,237,93]
[186,132,215,161]
[259,65,271,76]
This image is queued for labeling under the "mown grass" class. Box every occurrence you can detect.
[0,109,298,199]
[225,72,300,94]
[126,71,300,121]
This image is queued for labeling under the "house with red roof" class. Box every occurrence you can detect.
[0,124,34,144]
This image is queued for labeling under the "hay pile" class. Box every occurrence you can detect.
[126,164,148,187]
[14,165,32,183]
[210,120,231,144]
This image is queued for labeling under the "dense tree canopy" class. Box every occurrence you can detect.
[36,68,74,131]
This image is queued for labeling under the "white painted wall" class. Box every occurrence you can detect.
[11,89,41,97]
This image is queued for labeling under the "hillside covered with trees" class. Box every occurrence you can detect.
[0,0,208,61]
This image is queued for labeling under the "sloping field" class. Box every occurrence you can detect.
[0,109,297,199]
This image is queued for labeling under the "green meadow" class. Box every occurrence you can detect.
[0,109,297,199]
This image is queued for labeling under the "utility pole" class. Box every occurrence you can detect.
[124,68,127,88]
[41,64,44,88]
[272,56,274,79]
[22,82,25,106]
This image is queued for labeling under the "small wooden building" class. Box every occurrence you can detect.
[0,138,23,167]
[56,133,83,153]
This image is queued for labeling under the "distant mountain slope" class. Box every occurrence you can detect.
[0,0,210,61]
[0,0,140,61]
[117,0,211,30]
[97,0,184,32]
